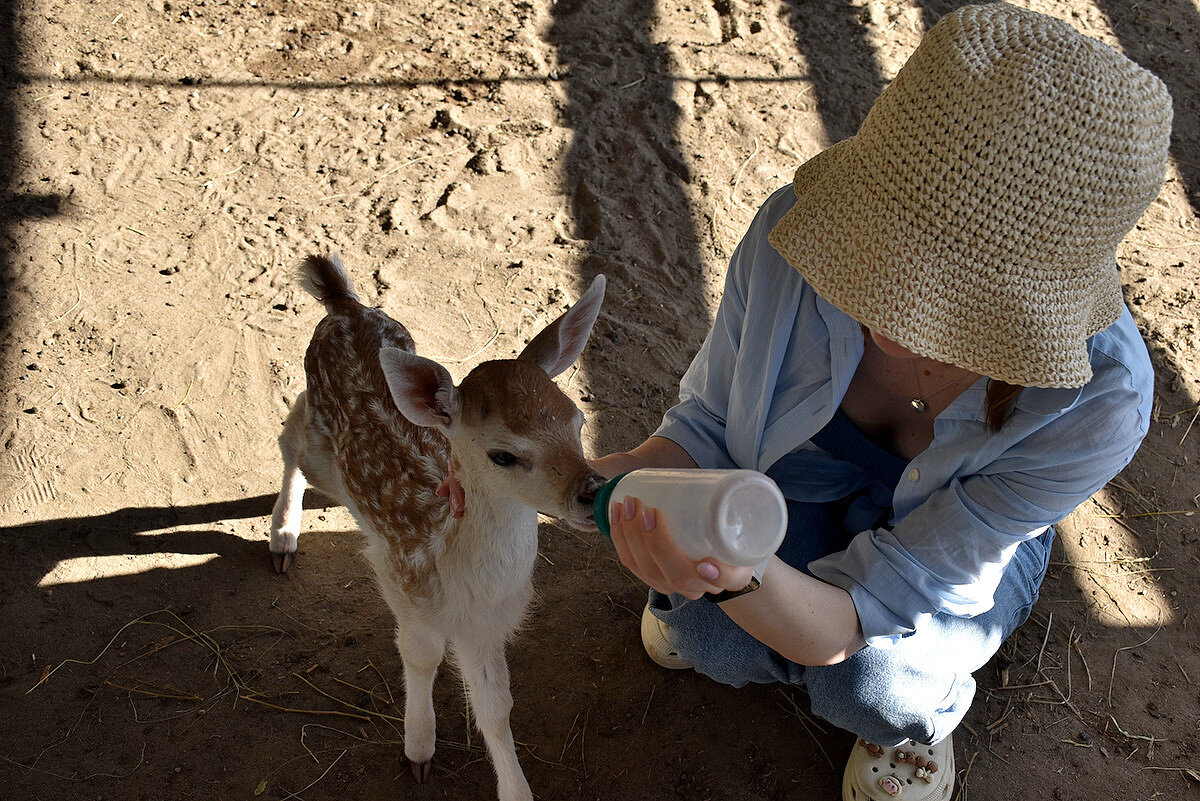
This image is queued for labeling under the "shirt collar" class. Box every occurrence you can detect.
[1013,384,1085,416]
[928,372,1083,422]
[816,294,866,402]
[815,293,864,348]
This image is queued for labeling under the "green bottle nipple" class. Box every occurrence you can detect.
[591,472,630,539]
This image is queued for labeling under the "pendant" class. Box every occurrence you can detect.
[910,398,927,413]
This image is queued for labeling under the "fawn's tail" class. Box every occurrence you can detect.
[297,253,360,311]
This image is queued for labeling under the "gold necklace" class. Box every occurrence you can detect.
[909,359,976,413]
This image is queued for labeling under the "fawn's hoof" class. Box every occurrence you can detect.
[271,551,294,573]
[409,759,432,783]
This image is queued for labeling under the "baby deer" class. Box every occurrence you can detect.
[269,254,606,801]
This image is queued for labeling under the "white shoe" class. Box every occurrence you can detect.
[842,734,954,800]
[639,603,692,670]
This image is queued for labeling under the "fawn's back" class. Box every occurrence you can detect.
[295,257,453,592]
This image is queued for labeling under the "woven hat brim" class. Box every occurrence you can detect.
[767,138,1123,389]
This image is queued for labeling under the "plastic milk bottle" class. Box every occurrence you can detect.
[593,468,787,566]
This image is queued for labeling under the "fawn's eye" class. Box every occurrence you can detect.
[488,450,519,467]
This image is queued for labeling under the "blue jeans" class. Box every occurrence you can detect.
[648,499,1054,747]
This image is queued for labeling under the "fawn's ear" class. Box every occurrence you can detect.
[518,274,606,379]
[379,347,460,430]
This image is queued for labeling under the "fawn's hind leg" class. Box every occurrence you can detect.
[395,617,446,782]
[270,392,309,573]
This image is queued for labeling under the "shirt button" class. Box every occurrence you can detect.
[908,468,920,482]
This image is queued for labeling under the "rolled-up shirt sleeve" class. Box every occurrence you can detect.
[810,380,1149,647]
[653,184,833,473]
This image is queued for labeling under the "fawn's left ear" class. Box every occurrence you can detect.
[379,347,460,431]
[518,275,606,379]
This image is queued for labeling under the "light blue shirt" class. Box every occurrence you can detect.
[654,186,1155,647]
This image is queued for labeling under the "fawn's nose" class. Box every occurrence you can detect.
[577,473,606,508]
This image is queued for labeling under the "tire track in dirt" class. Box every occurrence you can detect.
[1,444,58,515]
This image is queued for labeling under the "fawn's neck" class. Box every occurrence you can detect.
[441,467,539,580]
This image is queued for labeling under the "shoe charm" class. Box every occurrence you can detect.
[858,738,885,758]
[895,747,939,783]
[878,773,904,797]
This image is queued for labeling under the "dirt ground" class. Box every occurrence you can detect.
[1,0,1198,799]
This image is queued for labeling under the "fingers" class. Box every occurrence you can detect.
[640,507,721,599]
[609,498,725,600]
[611,502,671,594]
[695,559,756,593]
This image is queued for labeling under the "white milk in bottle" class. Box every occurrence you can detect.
[593,468,787,566]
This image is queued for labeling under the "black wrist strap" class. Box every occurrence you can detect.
[703,575,762,603]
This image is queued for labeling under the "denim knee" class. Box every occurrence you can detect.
[648,591,804,687]
[804,645,974,746]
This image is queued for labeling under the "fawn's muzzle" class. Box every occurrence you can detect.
[576,473,607,508]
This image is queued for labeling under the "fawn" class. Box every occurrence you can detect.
[269,254,606,801]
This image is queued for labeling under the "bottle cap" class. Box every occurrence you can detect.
[592,472,630,539]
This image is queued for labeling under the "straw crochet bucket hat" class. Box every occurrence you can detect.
[767,2,1172,388]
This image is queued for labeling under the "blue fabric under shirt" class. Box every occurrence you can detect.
[759,409,906,575]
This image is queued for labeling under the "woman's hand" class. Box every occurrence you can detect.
[607,495,755,600]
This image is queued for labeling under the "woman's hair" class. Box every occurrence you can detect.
[985,380,1023,431]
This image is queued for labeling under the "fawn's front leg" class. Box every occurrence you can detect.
[456,638,533,801]
[395,619,446,782]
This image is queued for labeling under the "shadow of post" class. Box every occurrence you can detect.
[0,0,18,404]
[546,0,711,456]
[0,0,65,420]
[780,0,887,144]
